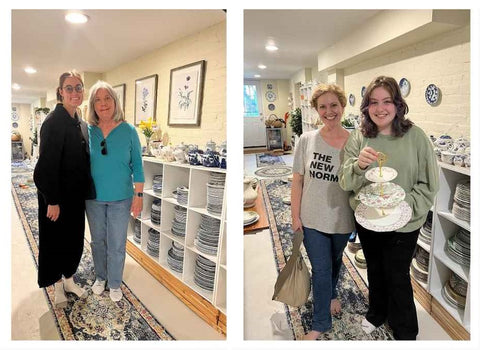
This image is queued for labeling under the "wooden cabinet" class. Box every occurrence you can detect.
[11,141,24,161]
[126,158,226,334]
[266,127,283,150]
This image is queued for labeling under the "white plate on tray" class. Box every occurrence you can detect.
[365,166,398,183]
[355,201,412,232]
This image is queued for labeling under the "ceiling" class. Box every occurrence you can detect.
[244,9,381,80]
[11,9,226,104]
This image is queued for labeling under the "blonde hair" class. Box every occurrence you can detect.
[87,80,125,125]
[310,83,347,109]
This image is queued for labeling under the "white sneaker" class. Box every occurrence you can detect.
[63,278,87,298]
[109,288,123,302]
[361,317,377,334]
[91,279,106,295]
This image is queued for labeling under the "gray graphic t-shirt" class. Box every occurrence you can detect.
[292,130,355,234]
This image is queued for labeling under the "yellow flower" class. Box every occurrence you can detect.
[139,118,155,138]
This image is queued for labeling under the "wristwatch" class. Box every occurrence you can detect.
[135,192,143,198]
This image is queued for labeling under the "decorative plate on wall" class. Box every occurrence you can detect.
[12,122,19,129]
[349,94,355,106]
[361,86,366,98]
[11,112,19,121]
[267,83,273,90]
[268,103,276,111]
[425,84,440,106]
[265,91,277,102]
[399,78,410,97]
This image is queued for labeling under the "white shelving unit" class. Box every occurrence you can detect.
[299,81,319,133]
[428,162,470,333]
[127,157,227,315]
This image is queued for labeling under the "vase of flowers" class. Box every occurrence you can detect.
[139,117,157,156]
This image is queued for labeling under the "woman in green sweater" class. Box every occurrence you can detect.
[339,76,439,340]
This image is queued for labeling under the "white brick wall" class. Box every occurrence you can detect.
[344,25,470,139]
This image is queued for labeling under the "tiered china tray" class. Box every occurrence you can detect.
[355,162,412,232]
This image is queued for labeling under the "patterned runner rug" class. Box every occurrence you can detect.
[261,179,394,340]
[11,173,175,340]
[256,153,286,167]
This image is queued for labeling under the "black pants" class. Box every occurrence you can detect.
[356,221,419,340]
[37,193,85,288]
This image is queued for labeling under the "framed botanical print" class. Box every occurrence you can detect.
[134,74,158,125]
[113,83,126,114]
[168,60,206,126]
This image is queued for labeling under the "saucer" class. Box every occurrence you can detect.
[365,167,398,183]
[244,211,260,226]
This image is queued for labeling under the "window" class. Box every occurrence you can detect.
[244,82,261,117]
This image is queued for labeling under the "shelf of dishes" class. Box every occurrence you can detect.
[127,216,226,308]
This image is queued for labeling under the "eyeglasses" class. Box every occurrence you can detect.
[101,139,107,155]
[62,84,84,93]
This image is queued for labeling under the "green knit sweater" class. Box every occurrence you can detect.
[339,125,439,233]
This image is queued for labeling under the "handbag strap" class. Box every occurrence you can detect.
[290,230,304,258]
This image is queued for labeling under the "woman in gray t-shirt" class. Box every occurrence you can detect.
[291,83,355,340]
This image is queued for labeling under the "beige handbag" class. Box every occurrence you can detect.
[272,230,311,307]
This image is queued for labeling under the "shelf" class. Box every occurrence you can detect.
[186,244,219,265]
[144,189,161,199]
[430,287,466,330]
[437,161,470,176]
[416,238,431,253]
[433,248,469,282]
[142,219,162,232]
[189,205,222,220]
[410,272,428,290]
[161,230,186,246]
[127,235,142,250]
[184,275,214,302]
[437,211,470,231]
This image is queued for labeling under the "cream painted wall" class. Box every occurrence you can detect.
[258,79,290,147]
[103,21,226,148]
[12,104,33,158]
[343,25,470,139]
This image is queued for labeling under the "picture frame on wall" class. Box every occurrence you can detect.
[113,83,126,114]
[134,74,158,125]
[168,60,206,126]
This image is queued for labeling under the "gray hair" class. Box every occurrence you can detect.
[87,80,125,125]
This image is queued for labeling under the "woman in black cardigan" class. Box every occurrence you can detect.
[34,70,95,307]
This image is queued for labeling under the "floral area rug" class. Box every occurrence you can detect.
[256,153,286,167]
[11,160,35,173]
[11,173,175,340]
[261,178,394,340]
[254,165,292,178]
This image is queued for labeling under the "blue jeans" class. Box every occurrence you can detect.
[85,197,132,289]
[303,226,351,332]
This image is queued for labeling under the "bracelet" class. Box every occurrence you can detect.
[135,192,143,198]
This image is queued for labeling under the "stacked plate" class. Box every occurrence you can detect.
[167,241,184,273]
[419,211,433,246]
[153,174,163,195]
[133,219,141,244]
[151,199,162,225]
[442,272,467,309]
[194,214,221,255]
[411,246,430,283]
[177,186,189,205]
[445,228,470,267]
[243,210,259,226]
[194,255,216,291]
[171,205,187,237]
[354,249,367,269]
[207,173,225,215]
[452,180,470,222]
[147,228,160,258]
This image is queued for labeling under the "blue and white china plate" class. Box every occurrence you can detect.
[349,94,355,106]
[268,103,275,111]
[399,78,410,97]
[265,91,277,102]
[425,84,440,105]
[361,86,366,98]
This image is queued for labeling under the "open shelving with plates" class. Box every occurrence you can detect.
[412,161,470,340]
[298,81,318,133]
[126,157,227,334]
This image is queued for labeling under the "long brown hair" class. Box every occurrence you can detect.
[360,76,413,137]
[56,70,83,102]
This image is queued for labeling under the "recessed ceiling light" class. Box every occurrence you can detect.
[265,44,278,51]
[258,64,267,69]
[254,74,261,78]
[24,66,37,74]
[12,83,21,90]
[65,13,89,24]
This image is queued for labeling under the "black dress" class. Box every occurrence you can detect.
[33,104,95,288]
